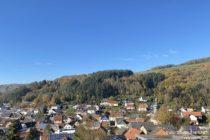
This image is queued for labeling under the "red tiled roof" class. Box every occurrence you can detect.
[154,128,169,136]
[182,112,190,117]
[110,112,123,118]
[107,100,118,104]
[124,128,140,140]
[127,104,134,107]
[54,115,62,122]
[191,112,202,117]
[138,103,148,108]
[182,112,202,117]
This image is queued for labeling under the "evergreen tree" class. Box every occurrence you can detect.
[25,128,40,140]
[6,120,21,140]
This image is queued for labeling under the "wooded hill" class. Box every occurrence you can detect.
[1,57,210,110]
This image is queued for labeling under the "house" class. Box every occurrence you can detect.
[48,109,57,115]
[50,124,60,133]
[34,109,39,115]
[87,106,98,114]
[64,117,75,124]
[187,108,194,112]
[119,109,127,115]
[139,97,147,102]
[125,117,145,123]
[0,112,12,119]
[109,112,123,121]
[150,101,159,113]
[137,103,148,112]
[178,125,199,135]
[201,107,210,114]
[55,124,75,134]
[153,128,169,137]
[74,104,87,115]
[197,125,209,135]
[158,124,176,135]
[128,122,155,133]
[21,116,36,128]
[10,113,22,120]
[20,123,27,132]
[54,114,63,125]
[124,101,135,110]
[75,114,83,121]
[139,126,148,135]
[20,110,28,116]
[181,111,202,118]
[127,123,148,135]
[187,125,199,135]
[101,114,109,122]
[135,135,148,140]
[116,118,127,128]
[180,107,187,112]
[36,122,47,133]
[51,105,61,112]
[48,105,61,116]
[49,133,74,140]
[181,111,203,125]
[100,100,119,107]
[190,115,199,125]
[110,135,126,140]
[116,127,128,135]
[124,128,140,140]
[177,126,192,135]
[2,103,11,109]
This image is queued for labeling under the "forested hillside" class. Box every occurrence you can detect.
[1,57,210,110]
[0,84,23,94]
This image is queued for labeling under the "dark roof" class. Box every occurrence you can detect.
[0,112,12,118]
[128,122,155,132]
[128,122,141,129]
[10,113,22,119]
[49,134,74,140]
[21,116,34,123]
[101,115,109,120]
[158,124,176,131]
[127,114,139,119]
[116,118,126,125]
[109,135,126,140]
[87,106,97,111]
[116,128,128,135]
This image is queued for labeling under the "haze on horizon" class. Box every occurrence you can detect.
[0,0,210,84]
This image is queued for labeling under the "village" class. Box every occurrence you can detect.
[0,97,210,140]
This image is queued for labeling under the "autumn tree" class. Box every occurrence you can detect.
[155,105,173,124]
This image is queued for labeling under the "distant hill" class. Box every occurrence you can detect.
[1,57,210,111]
[0,84,23,94]
[180,57,210,65]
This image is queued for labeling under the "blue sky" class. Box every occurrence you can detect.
[0,0,210,84]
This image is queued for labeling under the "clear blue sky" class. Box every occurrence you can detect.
[0,0,210,84]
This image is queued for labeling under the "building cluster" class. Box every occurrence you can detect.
[0,97,210,140]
